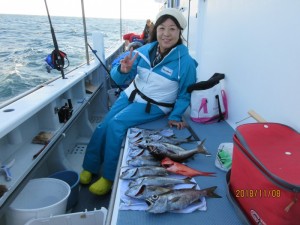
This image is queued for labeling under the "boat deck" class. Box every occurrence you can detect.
[102,112,246,225]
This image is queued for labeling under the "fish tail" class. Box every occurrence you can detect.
[202,186,222,198]
[197,139,211,156]
[200,172,216,177]
[187,135,194,142]
[183,177,195,184]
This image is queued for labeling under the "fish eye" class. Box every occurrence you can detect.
[162,164,171,168]
[152,195,159,200]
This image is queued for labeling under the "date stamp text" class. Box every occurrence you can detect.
[235,189,281,198]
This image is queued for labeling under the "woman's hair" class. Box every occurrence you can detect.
[149,14,183,45]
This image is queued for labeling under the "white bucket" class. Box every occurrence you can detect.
[6,178,71,225]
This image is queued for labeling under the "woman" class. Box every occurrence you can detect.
[80,8,197,195]
[123,19,154,45]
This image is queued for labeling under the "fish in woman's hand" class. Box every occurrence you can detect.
[145,186,221,213]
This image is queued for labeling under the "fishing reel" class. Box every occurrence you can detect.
[45,50,69,73]
[56,99,73,123]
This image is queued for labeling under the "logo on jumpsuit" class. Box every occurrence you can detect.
[161,66,173,76]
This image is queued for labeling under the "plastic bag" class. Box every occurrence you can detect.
[215,143,233,171]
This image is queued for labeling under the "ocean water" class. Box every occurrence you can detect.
[0,14,145,104]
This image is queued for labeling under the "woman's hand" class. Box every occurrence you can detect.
[168,120,186,129]
[120,47,139,73]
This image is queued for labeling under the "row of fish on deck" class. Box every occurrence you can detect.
[118,127,221,213]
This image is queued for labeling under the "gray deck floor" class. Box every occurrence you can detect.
[71,176,111,213]
[106,114,246,225]
[69,111,248,224]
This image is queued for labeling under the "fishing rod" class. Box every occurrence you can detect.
[87,43,123,92]
[44,0,68,79]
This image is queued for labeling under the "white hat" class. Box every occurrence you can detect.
[156,8,187,30]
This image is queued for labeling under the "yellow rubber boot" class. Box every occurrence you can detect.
[79,170,92,185]
[89,177,113,195]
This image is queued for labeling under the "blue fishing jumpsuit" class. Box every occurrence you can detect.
[82,41,197,181]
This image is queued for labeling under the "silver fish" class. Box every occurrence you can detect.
[128,128,174,139]
[154,135,195,145]
[120,166,169,180]
[133,133,195,146]
[128,142,143,150]
[125,185,172,200]
[146,139,211,162]
[128,176,195,188]
[145,186,221,213]
[128,147,150,158]
[138,142,187,154]
[127,155,160,167]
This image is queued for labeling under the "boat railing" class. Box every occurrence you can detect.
[0,40,125,111]
[0,37,125,218]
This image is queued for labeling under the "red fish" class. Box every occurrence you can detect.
[161,157,216,177]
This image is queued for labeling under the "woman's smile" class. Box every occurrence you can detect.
[157,18,180,53]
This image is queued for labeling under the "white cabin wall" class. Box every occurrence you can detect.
[189,0,300,131]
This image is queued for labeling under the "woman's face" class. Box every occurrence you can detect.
[156,18,180,53]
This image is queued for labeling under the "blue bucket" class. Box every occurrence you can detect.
[49,170,79,211]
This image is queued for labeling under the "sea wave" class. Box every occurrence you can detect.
[0,14,145,104]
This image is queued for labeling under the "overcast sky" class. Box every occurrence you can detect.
[0,0,162,20]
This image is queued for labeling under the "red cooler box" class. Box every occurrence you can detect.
[228,123,300,225]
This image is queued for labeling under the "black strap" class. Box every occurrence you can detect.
[129,80,175,113]
[128,89,138,102]
[216,95,224,122]
[187,73,225,93]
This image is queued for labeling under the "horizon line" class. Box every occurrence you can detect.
[0,13,146,21]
